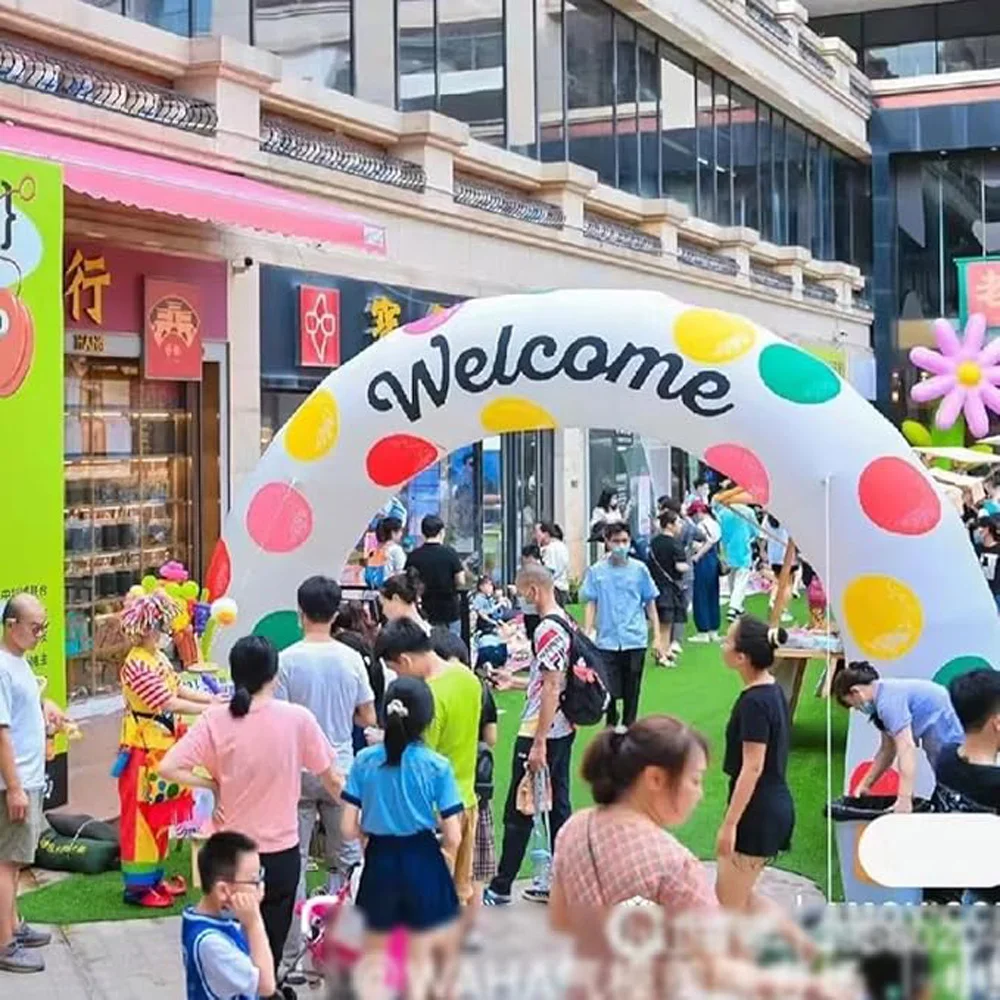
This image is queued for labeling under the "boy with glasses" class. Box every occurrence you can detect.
[0,593,62,974]
[182,831,275,1000]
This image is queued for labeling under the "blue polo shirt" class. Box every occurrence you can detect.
[579,557,658,652]
[715,503,758,570]
[342,741,463,837]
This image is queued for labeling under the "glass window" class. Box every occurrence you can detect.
[128,0,215,35]
[757,103,772,242]
[660,42,696,213]
[984,153,1000,255]
[853,160,873,280]
[942,154,984,319]
[615,15,638,194]
[714,75,732,226]
[255,0,352,94]
[696,65,714,222]
[730,86,757,231]
[864,5,936,47]
[897,157,942,320]
[806,133,821,256]
[397,0,436,112]
[809,13,862,52]
[537,0,565,162]
[833,150,853,268]
[817,141,834,260]
[864,42,937,80]
[938,35,1000,75]
[566,0,615,185]
[638,29,659,198]
[771,111,787,245]
[786,122,807,249]
[437,0,505,145]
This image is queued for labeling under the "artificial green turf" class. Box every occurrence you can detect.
[19,593,846,924]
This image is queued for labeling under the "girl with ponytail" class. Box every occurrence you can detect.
[341,676,464,994]
[159,635,343,972]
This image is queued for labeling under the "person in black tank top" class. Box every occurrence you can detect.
[716,615,810,958]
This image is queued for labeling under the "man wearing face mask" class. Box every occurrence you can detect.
[974,516,1000,612]
[581,522,663,727]
[832,662,963,814]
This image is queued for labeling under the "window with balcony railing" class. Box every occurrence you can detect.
[84,0,247,40]
[812,3,1000,81]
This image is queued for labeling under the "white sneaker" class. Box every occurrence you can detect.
[710,632,721,642]
[689,633,710,643]
[670,642,683,656]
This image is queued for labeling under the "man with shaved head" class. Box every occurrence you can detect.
[484,564,576,906]
[0,593,60,974]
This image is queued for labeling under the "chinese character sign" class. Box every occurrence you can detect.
[0,152,67,804]
[368,294,401,339]
[144,278,203,381]
[960,258,1000,329]
[64,249,111,324]
[299,285,341,366]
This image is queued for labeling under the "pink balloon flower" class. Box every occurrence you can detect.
[909,314,1000,439]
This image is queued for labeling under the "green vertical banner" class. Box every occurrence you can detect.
[0,153,66,807]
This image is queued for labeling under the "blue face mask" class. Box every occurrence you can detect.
[611,543,630,560]
[858,700,876,718]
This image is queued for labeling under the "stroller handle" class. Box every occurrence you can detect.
[300,894,338,935]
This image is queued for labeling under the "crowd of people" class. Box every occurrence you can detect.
[3,486,1000,994]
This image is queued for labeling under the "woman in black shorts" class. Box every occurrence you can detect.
[716,615,809,953]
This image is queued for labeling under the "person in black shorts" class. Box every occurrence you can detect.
[716,615,811,957]
[646,510,688,667]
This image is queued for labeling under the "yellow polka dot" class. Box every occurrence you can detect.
[284,388,339,462]
[673,308,757,364]
[480,397,556,434]
[842,575,923,660]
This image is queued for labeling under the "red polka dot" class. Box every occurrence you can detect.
[205,538,232,600]
[849,761,900,797]
[403,304,462,335]
[858,457,941,536]
[366,434,439,487]
[245,482,313,553]
[704,444,771,505]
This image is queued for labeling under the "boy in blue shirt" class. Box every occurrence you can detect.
[181,832,274,1000]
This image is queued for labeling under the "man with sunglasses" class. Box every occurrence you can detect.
[0,592,63,974]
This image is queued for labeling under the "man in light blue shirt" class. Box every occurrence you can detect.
[580,521,663,727]
[714,502,759,622]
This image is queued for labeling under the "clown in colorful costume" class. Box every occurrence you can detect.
[117,591,215,908]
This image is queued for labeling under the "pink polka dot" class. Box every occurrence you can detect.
[858,457,941,536]
[205,538,231,600]
[849,761,899,797]
[366,434,439,488]
[704,444,771,505]
[245,482,313,553]
[402,304,462,335]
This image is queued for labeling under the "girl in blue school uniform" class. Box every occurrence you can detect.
[341,675,464,998]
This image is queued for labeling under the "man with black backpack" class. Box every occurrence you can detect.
[485,564,582,906]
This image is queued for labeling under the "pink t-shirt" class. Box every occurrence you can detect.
[168,698,334,853]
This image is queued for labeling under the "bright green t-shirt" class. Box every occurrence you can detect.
[425,661,483,810]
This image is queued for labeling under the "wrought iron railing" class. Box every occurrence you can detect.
[453,174,564,228]
[746,0,791,44]
[750,265,794,292]
[0,36,216,134]
[583,213,661,255]
[799,37,835,78]
[677,241,741,277]
[260,116,425,192]
[803,280,838,304]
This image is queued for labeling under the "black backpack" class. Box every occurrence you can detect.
[535,613,610,727]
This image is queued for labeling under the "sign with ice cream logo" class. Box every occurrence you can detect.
[143,277,202,381]
[0,152,66,806]
[299,284,341,367]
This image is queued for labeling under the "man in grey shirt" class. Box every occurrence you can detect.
[276,576,375,971]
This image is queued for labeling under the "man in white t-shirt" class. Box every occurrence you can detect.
[275,576,375,973]
[0,593,62,974]
[535,522,571,606]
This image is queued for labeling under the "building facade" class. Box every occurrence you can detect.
[0,0,872,716]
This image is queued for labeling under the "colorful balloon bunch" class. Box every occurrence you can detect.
[128,562,238,666]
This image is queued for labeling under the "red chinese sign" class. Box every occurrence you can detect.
[299,285,341,367]
[962,258,1000,328]
[143,278,202,381]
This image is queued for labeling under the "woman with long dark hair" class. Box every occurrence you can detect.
[160,635,343,976]
[342,676,464,999]
[380,568,431,633]
[688,500,722,643]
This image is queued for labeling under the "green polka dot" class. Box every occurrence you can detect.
[758,344,841,404]
[252,609,303,652]
[166,784,179,798]
[932,655,993,688]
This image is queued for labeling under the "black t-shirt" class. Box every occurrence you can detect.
[405,543,464,624]
[723,683,791,785]
[648,534,684,598]
[979,541,1000,595]
[934,743,1000,902]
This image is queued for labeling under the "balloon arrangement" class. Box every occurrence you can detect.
[128,561,238,668]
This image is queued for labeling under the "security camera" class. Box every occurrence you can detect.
[230,256,254,273]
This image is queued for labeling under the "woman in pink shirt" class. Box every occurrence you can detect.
[160,636,342,978]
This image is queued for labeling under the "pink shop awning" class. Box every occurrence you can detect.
[0,123,386,254]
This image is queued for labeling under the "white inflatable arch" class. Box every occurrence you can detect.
[210,289,998,799]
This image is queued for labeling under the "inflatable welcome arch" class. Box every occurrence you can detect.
[210,290,999,881]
